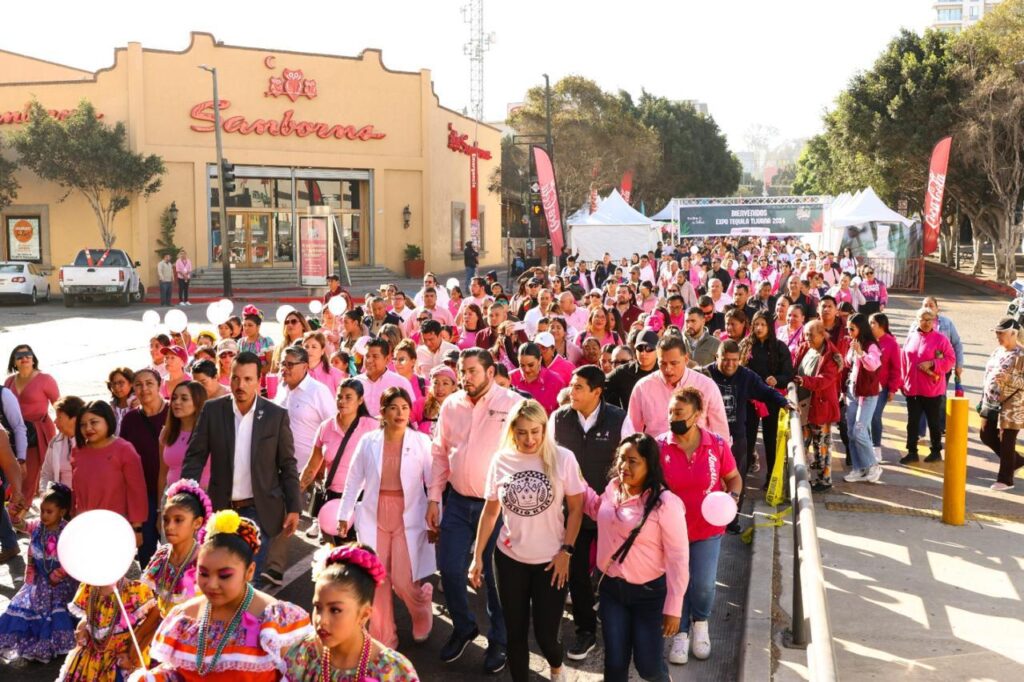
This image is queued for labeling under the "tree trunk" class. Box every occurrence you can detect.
[972,234,985,275]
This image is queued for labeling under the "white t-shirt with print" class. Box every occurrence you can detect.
[485,445,586,565]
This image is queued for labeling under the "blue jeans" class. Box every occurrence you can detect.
[682,534,723,625]
[0,479,18,552]
[236,504,272,579]
[438,490,506,646]
[599,575,671,682]
[845,388,878,471]
[465,266,476,290]
[159,281,172,306]
[870,388,889,448]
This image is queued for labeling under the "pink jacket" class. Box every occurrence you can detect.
[875,333,903,394]
[902,329,955,398]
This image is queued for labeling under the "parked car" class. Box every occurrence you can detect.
[59,248,145,307]
[0,261,51,305]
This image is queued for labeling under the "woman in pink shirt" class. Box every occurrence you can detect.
[418,364,457,438]
[582,433,688,682]
[842,314,883,483]
[658,387,742,665]
[157,381,210,495]
[173,249,192,305]
[393,339,426,424]
[549,317,583,365]
[5,344,60,504]
[869,313,902,460]
[576,307,621,349]
[70,401,149,546]
[458,303,486,350]
[303,330,345,396]
[470,400,585,682]
[510,343,567,415]
[299,378,378,543]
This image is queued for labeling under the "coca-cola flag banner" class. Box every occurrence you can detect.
[922,136,952,256]
[621,170,634,204]
[532,146,565,255]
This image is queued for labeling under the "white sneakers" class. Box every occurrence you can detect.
[691,620,711,659]
[844,468,868,483]
[991,482,1014,491]
[669,633,689,665]
[845,464,882,484]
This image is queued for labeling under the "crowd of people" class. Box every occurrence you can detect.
[0,233,1019,682]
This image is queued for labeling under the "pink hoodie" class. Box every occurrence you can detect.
[902,329,955,398]
[875,333,903,394]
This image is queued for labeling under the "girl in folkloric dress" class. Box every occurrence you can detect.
[282,543,419,681]
[0,483,78,664]
[141,479,212,618]
[134,511,311,681]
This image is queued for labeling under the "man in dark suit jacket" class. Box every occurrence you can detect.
[182,352,300,578]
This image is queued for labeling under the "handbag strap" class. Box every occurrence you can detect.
[323,417,361,489]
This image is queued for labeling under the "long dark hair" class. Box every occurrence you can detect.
[848,313,877,351]
[612,433,667,516]
[163,381,208,446]
[338,378,372,421]
[869,312,891,336]
[741,310,783,374]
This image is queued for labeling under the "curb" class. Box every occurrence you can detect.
[925,261,1017,297]
[739,498,775,681]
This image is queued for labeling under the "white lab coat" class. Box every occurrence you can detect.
[338,428,436,581]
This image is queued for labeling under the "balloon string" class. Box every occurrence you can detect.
[114,588,147,676]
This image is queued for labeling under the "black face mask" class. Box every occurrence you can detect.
[670,419,692,436]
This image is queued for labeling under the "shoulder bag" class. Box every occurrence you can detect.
[307,418,361,518]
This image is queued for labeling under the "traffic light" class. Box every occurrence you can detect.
[221,159,236,194]
[532,202,542,216]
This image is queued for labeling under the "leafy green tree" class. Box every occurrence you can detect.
[154,204,180,260]
[11,99,165,248]
[0,143,17,211]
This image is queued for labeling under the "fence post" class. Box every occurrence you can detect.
[943,397,970,525]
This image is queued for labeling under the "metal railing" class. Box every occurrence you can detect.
[784,383,840,681]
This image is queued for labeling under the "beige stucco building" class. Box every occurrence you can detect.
[0,32,501,287]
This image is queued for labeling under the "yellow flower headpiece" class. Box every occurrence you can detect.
[207,510,242,536]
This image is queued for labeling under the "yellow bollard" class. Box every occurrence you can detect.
[942,397,970,525]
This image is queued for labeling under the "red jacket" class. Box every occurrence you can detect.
[794,339,842,425]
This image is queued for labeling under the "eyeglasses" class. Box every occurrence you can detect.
[281,360,307,368]
[218,351,236,358]
[285,318,300,326]
[612,359,630,366]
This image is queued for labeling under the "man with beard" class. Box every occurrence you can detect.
[685,306,722,368]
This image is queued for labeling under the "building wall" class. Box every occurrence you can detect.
[0,33,501,289]
[932,0,1002,32]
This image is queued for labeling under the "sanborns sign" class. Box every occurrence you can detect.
[190,100,385,141]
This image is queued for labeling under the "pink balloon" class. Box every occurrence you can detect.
[701,491,737,526]
[318,498,343,534]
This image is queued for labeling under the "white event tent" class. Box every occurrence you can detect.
[830,187,914,229]
[568,190,660,260]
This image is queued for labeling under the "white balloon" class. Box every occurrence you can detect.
[352,335,371,356]
[327,295,347,315]
[308,299,324,315]
[446,277,460,291]
[276,305,296,324]
[218,298,234,315]
[164,309,189,334]
[206,302,229,326]
[57,510,137,586]
[141,310,161,327]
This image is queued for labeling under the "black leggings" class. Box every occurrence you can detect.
[494,549,566,681]
[906,395,943,456]
[747,402,782,474]
[980,418,1022,485]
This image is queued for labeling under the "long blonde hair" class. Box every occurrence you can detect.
[499,399,559,480]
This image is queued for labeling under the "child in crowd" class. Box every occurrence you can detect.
[0,483,78,664]
[283,544,419,681]
[141,479,212,617]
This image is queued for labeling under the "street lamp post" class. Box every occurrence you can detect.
[199,64,233,297]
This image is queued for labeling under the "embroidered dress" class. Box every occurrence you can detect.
[0,520,78,662]
[282,634,420,681]
[141,543,200,617]
[145,600,311,681]
[58,580,156,682]
[238,335,276,357]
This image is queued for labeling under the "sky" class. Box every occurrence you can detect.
[3,0,933,151]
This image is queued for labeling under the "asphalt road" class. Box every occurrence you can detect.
[0,267,1015,681]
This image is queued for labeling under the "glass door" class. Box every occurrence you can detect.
[249,214,272,266]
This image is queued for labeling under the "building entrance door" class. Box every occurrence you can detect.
[228,213,273,267]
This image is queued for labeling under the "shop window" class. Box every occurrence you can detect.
[451,202,466,255]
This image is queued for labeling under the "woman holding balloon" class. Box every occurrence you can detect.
[658,387,742,666]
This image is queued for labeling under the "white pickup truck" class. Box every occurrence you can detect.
[59,248,146,307]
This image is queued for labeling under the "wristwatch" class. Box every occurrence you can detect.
[560,544,575,556]
[728,491,740,501]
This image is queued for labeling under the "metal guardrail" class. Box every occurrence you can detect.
[784,383,840,681]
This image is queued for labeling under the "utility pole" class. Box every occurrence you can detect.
[199,64,233,298]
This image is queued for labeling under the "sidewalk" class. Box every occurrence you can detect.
[925,252,1022,297]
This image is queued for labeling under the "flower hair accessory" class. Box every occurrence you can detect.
[198,510,262,554]
[311,544,387,586]
[164,478,213,521]
[242,304,264,321]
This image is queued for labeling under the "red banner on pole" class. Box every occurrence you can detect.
[923,136,952,256]
[621,170,634,204]
[532,146,564,255]
[470,151,480,245]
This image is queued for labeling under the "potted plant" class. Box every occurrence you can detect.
[403,243,425,279]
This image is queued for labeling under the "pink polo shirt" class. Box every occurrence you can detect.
[584,479,690,616]
[657,430,737,542]
[309,363,345,397]
[627,369,729,440]
[314,415,380,493]
[354,370,415,417]
[510,366,567,414]
[429,382,525,501]
[545,355,576,385]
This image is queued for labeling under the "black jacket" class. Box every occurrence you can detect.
[745,337,794,387]
[553,403,627,528]
[604,361,656,409]
[699,364,789,439]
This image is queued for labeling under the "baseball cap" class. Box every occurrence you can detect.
[216,339,239,355]
[534,331,556,348]
[527,277,542,286]
[991,317,1021,332]
[634,331,660,350]
[160,345,189,364]
[588,288,603,297]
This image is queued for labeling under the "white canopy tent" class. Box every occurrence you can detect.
[568,190,660,260]
[650,201,674,222]
[831,187,913,229]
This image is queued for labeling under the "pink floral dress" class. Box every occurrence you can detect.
[141,543,200,617]
[282,634,419,681]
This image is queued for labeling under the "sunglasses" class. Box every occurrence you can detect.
[218,351,236,358]
[14,351,33,359]
[285,318,301,325]
[636,346,656,353]
[612,359,630,366]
